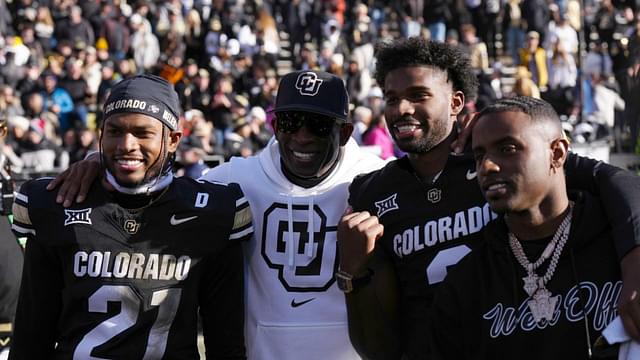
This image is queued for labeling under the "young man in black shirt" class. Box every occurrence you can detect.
[337,38,640,359]
[429,97,622,359]
[9,75,252,359]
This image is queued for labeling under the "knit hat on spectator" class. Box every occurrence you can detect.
[103,74,181,131]
[273,70,350,122]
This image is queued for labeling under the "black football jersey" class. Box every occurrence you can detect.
[10,177,253,360]
[349,154,494,357]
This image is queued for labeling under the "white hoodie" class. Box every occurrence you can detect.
[201,137,384,360]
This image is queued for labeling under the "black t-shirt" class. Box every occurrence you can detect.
[429,192,620,360]
[10,177,252,359]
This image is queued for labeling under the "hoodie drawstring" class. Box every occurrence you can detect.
[285,193,317,268]
[287,195,295,268]
[306,195,315,257]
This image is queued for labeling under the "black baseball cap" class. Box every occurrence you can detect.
[273,70,350,122]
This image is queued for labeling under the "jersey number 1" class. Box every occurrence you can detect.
[73,285,182,360]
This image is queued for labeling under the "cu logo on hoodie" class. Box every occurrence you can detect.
[295,72,324,96]
[261,202,337,292]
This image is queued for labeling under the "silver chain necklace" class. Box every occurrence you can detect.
[508,202,574,323]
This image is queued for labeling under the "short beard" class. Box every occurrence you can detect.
[393,123,451,154]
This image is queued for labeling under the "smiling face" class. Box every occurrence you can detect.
[383,66,463,154]
[471,110,567,214]
[101,113,181,187]
[274,111,352,180]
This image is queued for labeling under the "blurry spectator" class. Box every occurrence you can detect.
[512,66,541,98]
[0,53,25,90]
[247,106,272,149]
[460,23,489,71]
[16,62,41,100]
[23,92,59,137]
[224,115,254,159]
[352,105,373,145]
[211,75,236,137]
[287,0,312,59]
[362,114,394,160]
[522,0,549,41]
[33,6,55,51]
[82,47,102,101]
[56,5,94,51]
[184,8,204,61]
[0,86,25,119]
[504,0,526,65]
[423,0,450,43]
[96,60,117,107]
[189,68,213,119]
[546,40,578,116]
[19,123,65,171]
[476,66,501,111]
[519,30,548,89]
[19,24,44,67]
[59,58,90,126]
[346,56,373,107]
[40,73,74,133]
[256,8,280,63]
[116,58,136,79]
[545,5,579,58]
[398,0,422,38]
[66,125,97,164]
[594,0,618,47]
[5,34,31,67]
[98,3,130,60]
[366,86,385,119]
[592,73,625,130]
[178,145,210,179]
[204,17,227,61]
[187,119,222,156]
[175,59,199,109]
[445,28,460,48]
[0,0,11,36]
[129,13,160,71]
[584,39,614,79]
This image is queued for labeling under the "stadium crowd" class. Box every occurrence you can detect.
[0,0,639,181]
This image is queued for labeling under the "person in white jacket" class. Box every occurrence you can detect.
[46,70,385,360]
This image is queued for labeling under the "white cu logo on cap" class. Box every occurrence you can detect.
[295,72,324,96]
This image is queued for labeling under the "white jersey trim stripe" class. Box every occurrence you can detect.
[14,192,28,204]
[12,223,36,235]
[228,225,253,240]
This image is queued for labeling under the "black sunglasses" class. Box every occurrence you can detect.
[275,112,344,137]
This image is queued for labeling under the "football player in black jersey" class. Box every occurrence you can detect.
[9,75,252,359]
[0,115,22,359]
[337,38,640,359]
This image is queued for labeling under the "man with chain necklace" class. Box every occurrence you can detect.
[9,75,252,359]
[428,96,624,359]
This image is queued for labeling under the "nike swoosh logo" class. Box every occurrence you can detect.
[170,215,198,226]
[466,169,477,180]
[290,298,315,308]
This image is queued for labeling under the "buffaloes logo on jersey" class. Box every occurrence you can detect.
[295,72,323,96]
[124,219,140,234]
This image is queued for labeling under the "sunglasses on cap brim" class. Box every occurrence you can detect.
[275,112,346,137]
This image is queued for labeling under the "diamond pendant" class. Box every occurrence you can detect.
[522,273,539,296]
[528,288,558,323]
